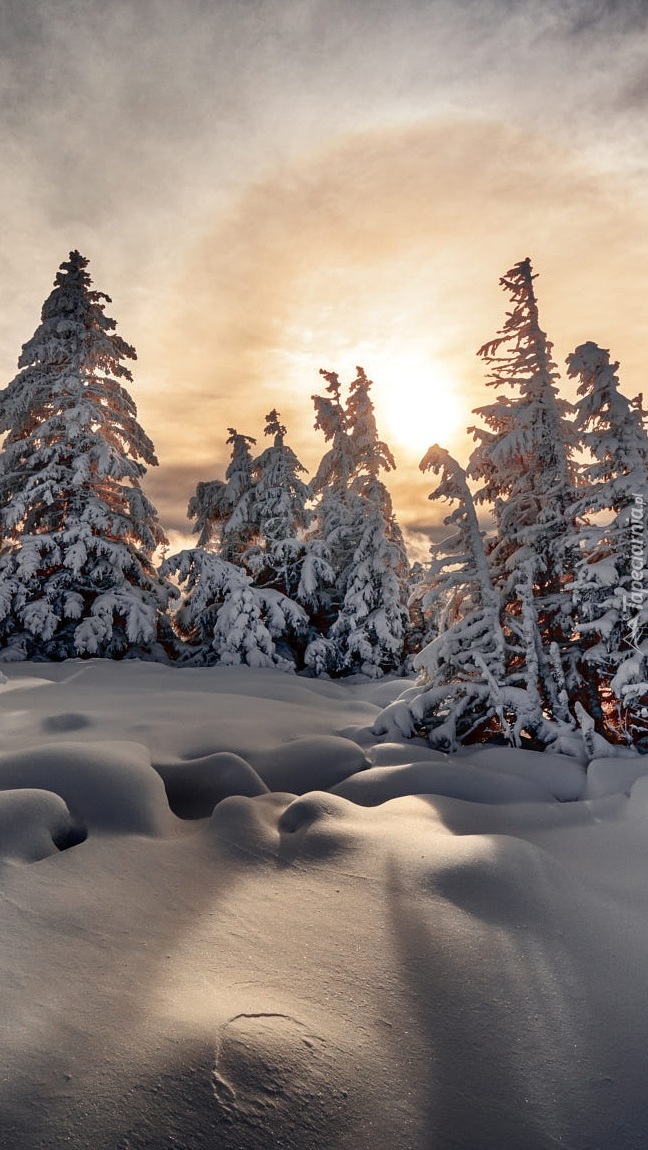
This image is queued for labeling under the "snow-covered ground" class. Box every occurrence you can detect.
[1,661,648,1149]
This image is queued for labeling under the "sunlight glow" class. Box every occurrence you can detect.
[374,348,464,460]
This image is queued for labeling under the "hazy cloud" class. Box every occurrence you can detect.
[142,460,223,539]
[3,0,648,536]
[153,116,648,464]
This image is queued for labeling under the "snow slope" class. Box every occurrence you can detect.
[0,661,647,1149]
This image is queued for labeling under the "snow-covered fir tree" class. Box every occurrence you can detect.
[468,257,575,724]
[346,366,399,481]
[329,476,408,677]
[172,413,328,669]
[0,251,172,661]
[242,410,333,611]
[405,559,434,659]
[310,370,358,600]
[312,367,409,677]
[376,446,550,748]
[160,548,308,669]
[248,411,310,545]
[566,341,648,746]
[415,446,506,683]
[188,428,258,560]
[187,479,228,550]
[304,369,362,672]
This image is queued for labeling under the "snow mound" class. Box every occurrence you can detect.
[211,1011,365,1148]
[586,756,648,799]
[207,793,291,857]
[0,741,175,834]
[367,741,450,766]
[0,788,83,863]
[248,735,368,793]
[627,773,648,815]
[277,791,362,861]
[279,791,354,833]
[331,760,555,807]
[357,677,414,706]
[0,662,381,764]
[208,790,365,866]
[4,658,648,1149]
[415,831,564,928]
[154,752,269,819]
[455,746,587,801]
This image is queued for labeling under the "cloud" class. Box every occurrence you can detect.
[3,0,648,542]
[561,0,648,35]
[142,461,221,538]
[150,117,648,500]
[3,0,646,248]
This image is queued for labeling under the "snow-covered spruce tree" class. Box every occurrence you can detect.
[375,447,549,748]
[0,251,172,661]
[160,548,308,669]
[171,413,329,670]
[566,342,648,746]
[310,371,357,588]
[468,257,576,726]
[242,410,333,613]
[323,367,409,677]
[188,428,258,560]
[306,370,362,672]
[405,559,435,658]
[414,447,506,710]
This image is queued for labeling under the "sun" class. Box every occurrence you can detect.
[374,347,465,460]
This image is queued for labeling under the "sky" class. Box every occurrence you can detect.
[2,0,648,555]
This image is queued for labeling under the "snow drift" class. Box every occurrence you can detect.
[0,660,646,1149]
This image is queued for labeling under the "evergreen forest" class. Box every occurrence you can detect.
[0,252,646,753]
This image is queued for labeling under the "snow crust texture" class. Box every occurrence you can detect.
[1,661,648,1150]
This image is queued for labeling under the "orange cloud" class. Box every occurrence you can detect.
[141,116,648,537]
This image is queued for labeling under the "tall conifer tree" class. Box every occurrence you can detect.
[188,428,258,560]
[243,410,332,610]
[377,446,550,748]
[0,251,171,660]
[469,257,575,720]
[566,342,648,744]
[173,414,326,669]
[311,367,408,676]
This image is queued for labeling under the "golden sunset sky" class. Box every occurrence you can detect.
[2,0,648,556]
